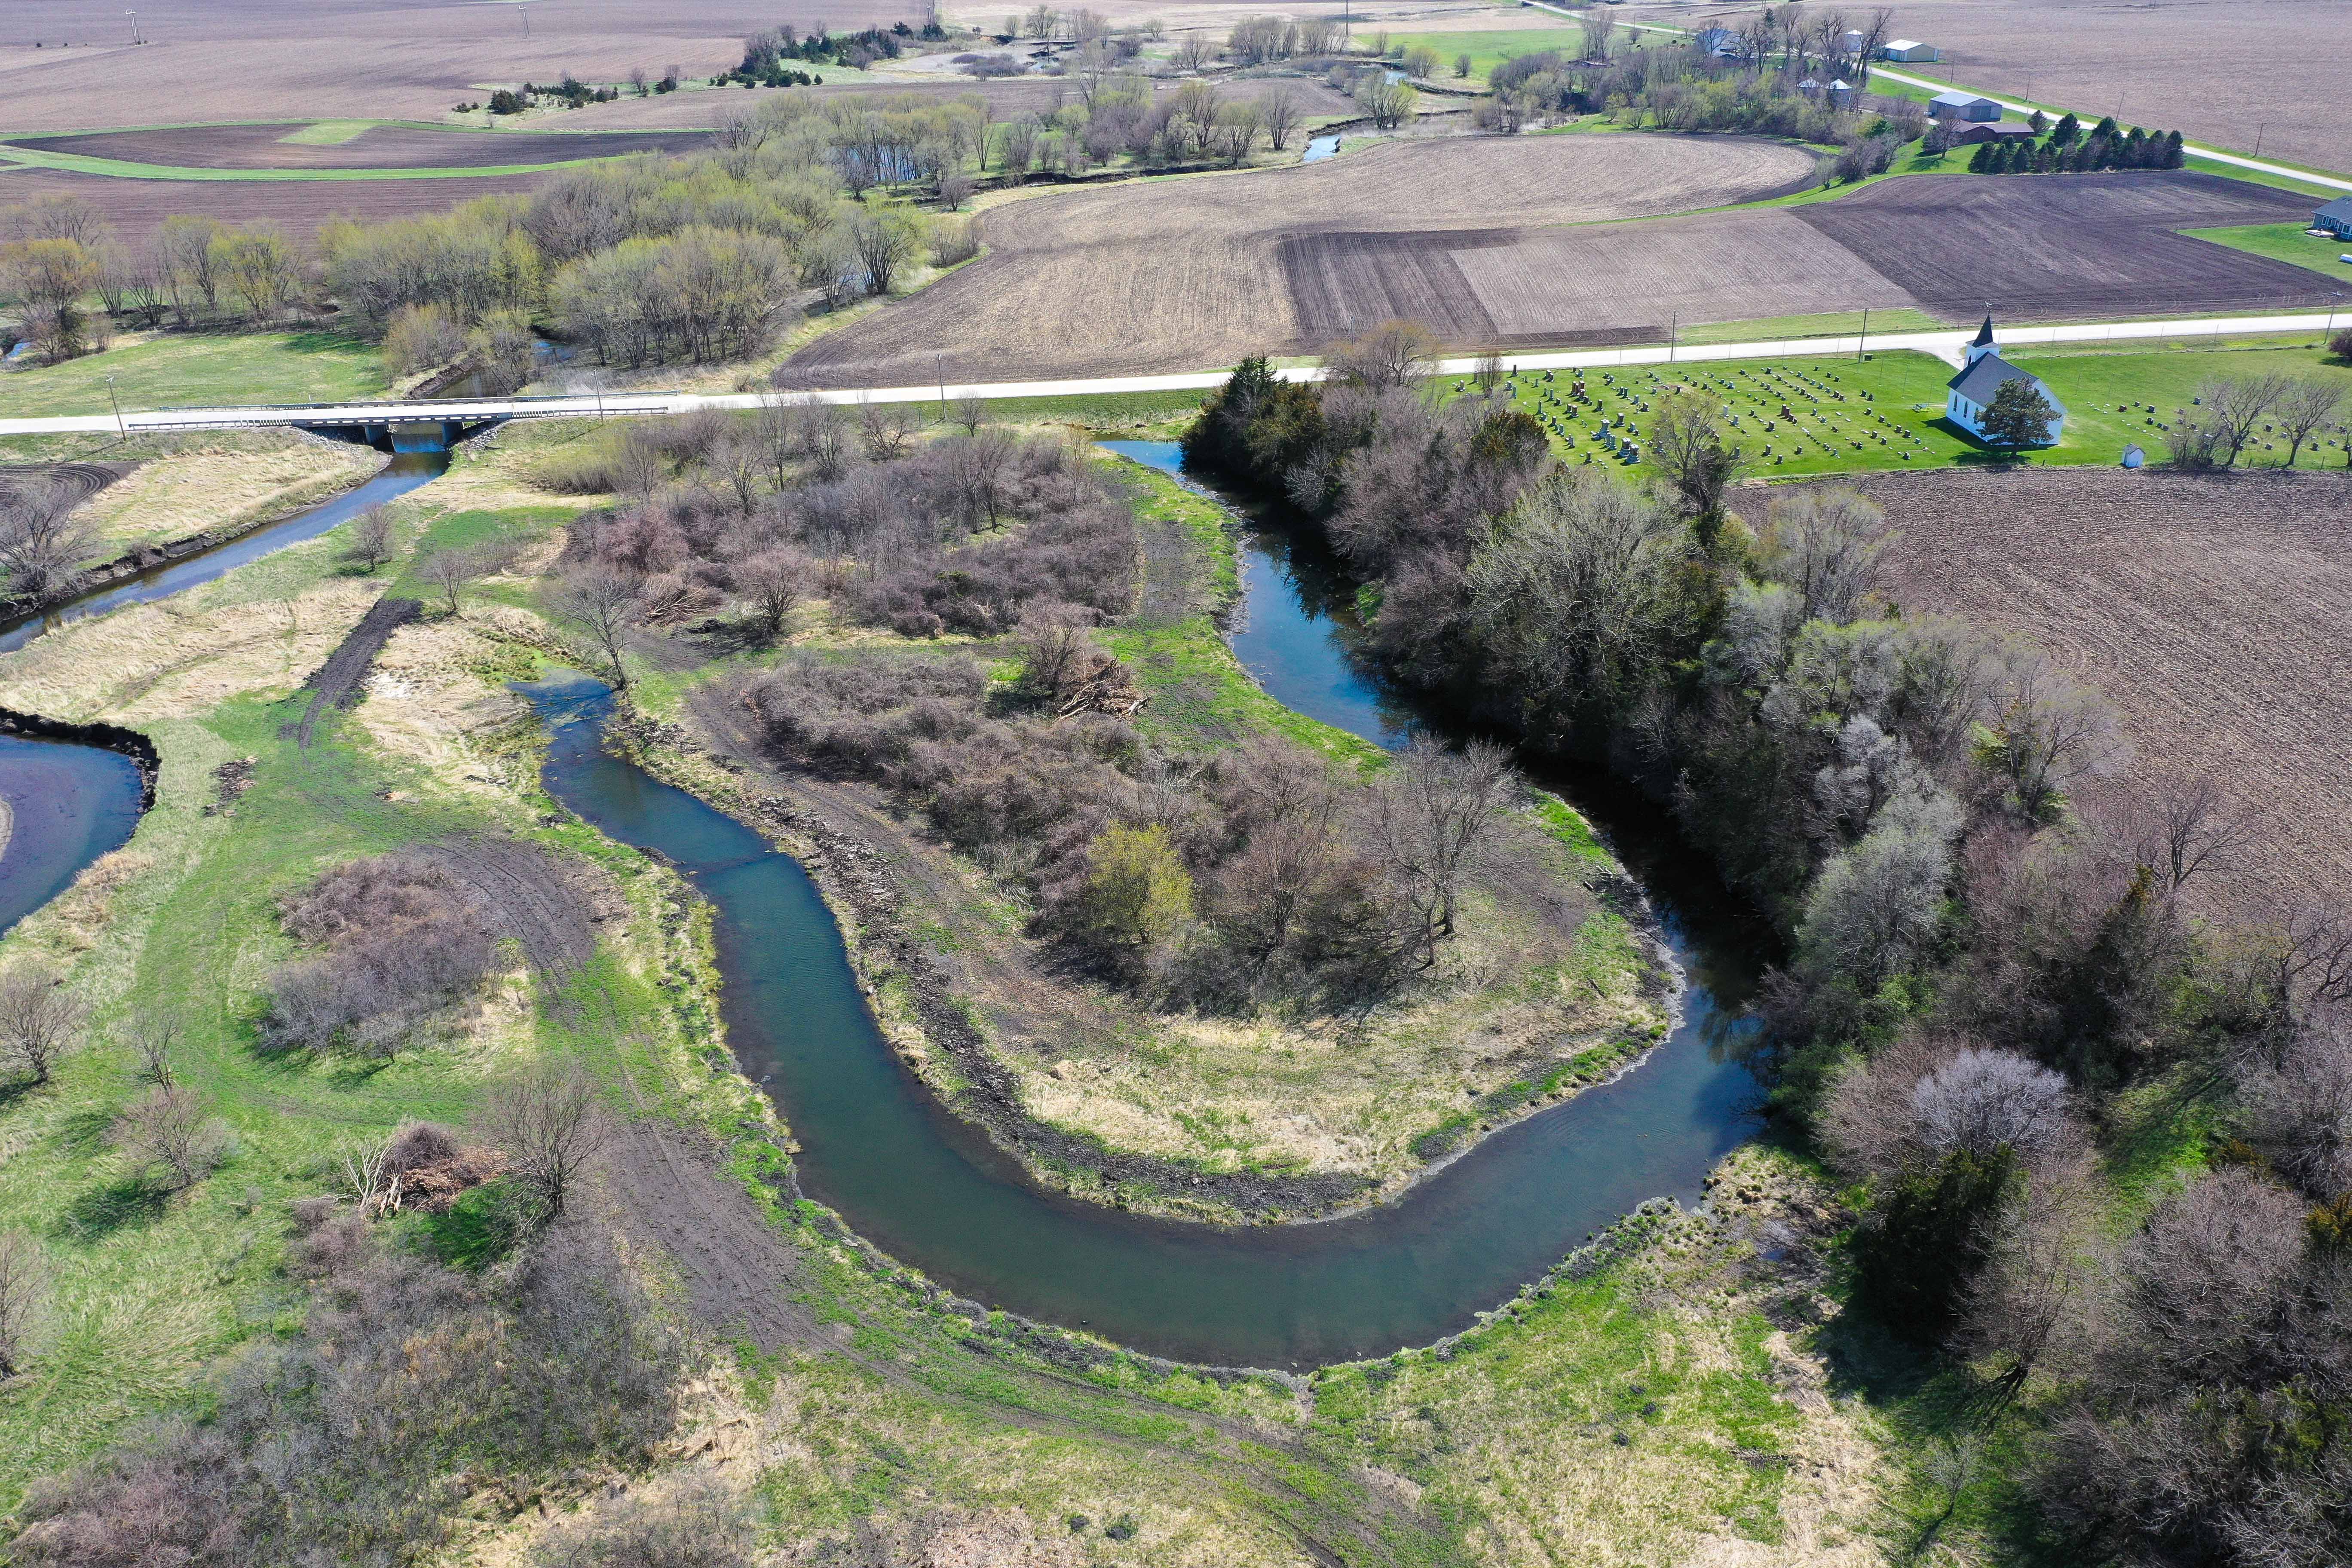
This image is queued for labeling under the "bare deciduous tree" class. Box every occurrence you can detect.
[857,399,922,460]
[478,1060,610,1223]
[1973,648,2126,822]
[341,505,396,574]
[2199,373,2291,468]
[952,394,989,435]
[550,569,641,691]
[113,1085,232,1190]
[1363,737,1518,963]
[420,546,484,617]
[2275,376,2346,467]
[2120,772,2259,892]
[1262,89,1301,150]
[1326,319,1439,394]
[735,549,808,639]
[123,1008,178,1087]
[0,1232,44,1381]
[0,968,85,1086]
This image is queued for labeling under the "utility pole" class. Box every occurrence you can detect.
[2253,121,2264,157]
[1668,310,1676,364]
[105,375,125,439]
[521,3,530,36]
[1856,306,1868,360]
[937,354,946,423]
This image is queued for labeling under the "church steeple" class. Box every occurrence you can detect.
[1966,311,1998,364]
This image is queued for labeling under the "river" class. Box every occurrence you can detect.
[1,423,1766,1366]
[518,441,1768,1368]
[0,449,449,655]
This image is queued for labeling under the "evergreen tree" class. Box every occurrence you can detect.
[1969,139,1993,172]
[2162,129,2185,168]
[1981,378,2060,456]
[2051,110,2080,146]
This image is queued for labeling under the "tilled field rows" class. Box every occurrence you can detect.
[784,132,1824,386]
[788,144,2340,387]
[1854,466,2352,925]
[10,123,714,170]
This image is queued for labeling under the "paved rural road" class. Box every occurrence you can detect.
[1521,0,2352,195]
[1,312,2343,439]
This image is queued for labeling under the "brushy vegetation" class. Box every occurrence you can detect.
[1190,331,2352,1565]
[11,1220,693,1566]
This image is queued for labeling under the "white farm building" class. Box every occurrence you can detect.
[1945,316,2066,444]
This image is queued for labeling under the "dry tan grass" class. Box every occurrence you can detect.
[72,435,378,558]
[355,609,541,802]
[1011,875,1663,1198]
[783,132,1820,386]
[0,576,380,724]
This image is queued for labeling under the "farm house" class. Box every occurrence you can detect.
[1954,121,2038,144]
[1944,316,2067,443]
[2315,195,2352,238]
[1929,91,2002,122]
[1879,38,1939,61]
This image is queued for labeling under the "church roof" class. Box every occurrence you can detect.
[1946,351,2067,413]
[1971,313,1995,347]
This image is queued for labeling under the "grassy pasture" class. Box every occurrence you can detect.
[2185,220,2352,279]
[0,331,386,417]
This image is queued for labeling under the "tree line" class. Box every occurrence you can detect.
[1185,323,2352,1565]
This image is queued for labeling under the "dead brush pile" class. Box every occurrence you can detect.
[262,853,498,1058]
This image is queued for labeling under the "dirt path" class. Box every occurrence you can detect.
[287,594,419,748]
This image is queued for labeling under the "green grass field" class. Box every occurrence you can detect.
[0,331,388,417]
[1481,336,2352,480]
[2185,220,2352,279]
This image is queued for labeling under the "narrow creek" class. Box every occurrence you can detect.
[0,448,450,655]
[1,441,457,934]
[521,441,1768,1368]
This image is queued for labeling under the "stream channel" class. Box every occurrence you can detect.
[0,444,455,937]
[2,425,1766,1366]
[519,440,1769,1368]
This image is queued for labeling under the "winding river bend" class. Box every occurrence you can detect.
[2,423,1765,1365]
[521,442,1768,1368]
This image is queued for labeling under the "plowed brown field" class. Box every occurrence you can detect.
[785,154,2332,387]
[1850,466,2352,924]
[12,123,710,170]
[1,0,897,133]
[782,132,1822,386]
[0,164,548,249]
[1659,0,2352,175]
[1793,171,2324,320]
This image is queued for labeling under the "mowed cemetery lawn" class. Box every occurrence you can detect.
[0,331,388,417]
[1485,337,2352,478]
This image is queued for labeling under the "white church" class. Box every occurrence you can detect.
[1944,315,2065,445]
